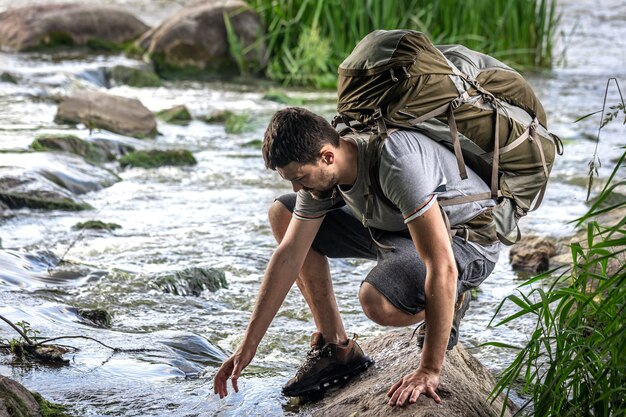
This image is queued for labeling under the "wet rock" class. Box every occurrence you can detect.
[88,136,137,159]
[0,3,149,52]
[138,0,266,79]
[301,330,515,417]
[31,134,113,163]
[0,72,18,84]
[0,375,45,417]
[17,344,71,365]
[54,90,158,138]
[72,220,121,231]
[105,65,162,88]
[0,167,91,211]
[119,149,197,169]
[0,152,120,195]
[156,105,193,124]
[76,308,112,328]
[203,110,252,133]
[151,267,227,296]
[509,235,557,273]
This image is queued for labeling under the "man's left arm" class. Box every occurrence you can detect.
[387,199,457,406]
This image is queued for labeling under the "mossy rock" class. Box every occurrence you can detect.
[72,220,121,232]
[156,105,192,124]
[76,308,112,328]
[0,193,92,211]
[242,139,263,149]
[119,149,197,169]
[106,65,162,88]
[1,72,18,84]
[31,134,112,163]
[32,392,72,417]
[151,267,227,296]
[0,376,72,417]
[262,89,304,105]
[203,111,253,134]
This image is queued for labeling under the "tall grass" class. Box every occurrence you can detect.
[487,83,626,416]
[245,0,558,87]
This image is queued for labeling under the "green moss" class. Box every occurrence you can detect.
[119,149,197,169]
[150,51,240,80]
[31,392,72,417]
[151,267,227,296]
[85,37,123,52]
[72,220,121,231]
[1,72,18,84]
[31,135,110,163]
[107,65,162,88]
[0,193,92,211]
[224,112,253,134]
[40,32,74,48]
[262,89,304,105]
[242,139,263,148]
[0,381,30,417]
[156,105,192,124]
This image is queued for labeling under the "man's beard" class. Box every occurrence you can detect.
[308,175,338,200]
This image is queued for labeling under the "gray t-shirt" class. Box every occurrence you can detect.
[293,130,500,262]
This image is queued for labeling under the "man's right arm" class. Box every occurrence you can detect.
[213,215,323,398]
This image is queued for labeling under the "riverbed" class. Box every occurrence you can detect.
[0,1,624,416]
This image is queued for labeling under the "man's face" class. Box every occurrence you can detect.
[277,159,338,199]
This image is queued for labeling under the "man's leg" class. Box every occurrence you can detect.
[268,199,347,344]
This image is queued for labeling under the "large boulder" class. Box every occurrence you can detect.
[509,235,557,273]
[302,330,515,417]
[0,376,70,417]
[54,90,158,138]
[138,0,266,78]
[0,3,149,51]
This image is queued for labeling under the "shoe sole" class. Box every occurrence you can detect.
[282,358,373,397]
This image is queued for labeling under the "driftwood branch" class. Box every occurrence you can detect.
[0,314,34,345]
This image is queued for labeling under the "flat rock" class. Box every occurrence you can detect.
[301,330,514,417]
[138,0,266,78]
[0,3,149,51]
[54,90,157,138]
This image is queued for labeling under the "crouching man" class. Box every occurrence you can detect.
[214,107,500,406]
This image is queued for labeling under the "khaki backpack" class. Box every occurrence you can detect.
[332,29,563,245]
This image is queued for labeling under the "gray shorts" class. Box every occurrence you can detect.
[277,193,496,315]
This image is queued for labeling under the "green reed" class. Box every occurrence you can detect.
[244,0,558,87]
[486,82,626,416]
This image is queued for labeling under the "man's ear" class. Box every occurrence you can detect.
[320,146,335,165]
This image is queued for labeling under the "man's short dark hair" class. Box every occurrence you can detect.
[262,107,340,170]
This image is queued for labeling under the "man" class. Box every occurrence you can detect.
[214,107,499,407]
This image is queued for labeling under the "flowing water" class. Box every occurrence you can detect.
[0,1,624,416]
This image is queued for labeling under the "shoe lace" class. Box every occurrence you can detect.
[295,346,328,377]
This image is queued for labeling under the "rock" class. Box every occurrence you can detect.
[0,375,43,417]
[31,134,113,163]
[151,267,227,296]
[262,89,304,105]
[0,72,18,84]
[55,90,158,138]
[105,65,162,88]
[203,110,252,133]
[0,376,70,417]
[509,236,557,273]
[0,3,149,52]
[138,0,266,78]
[119,149,197,169]
[301,330,515,417]
[156,105,193,124]
[0,152,120,195]
[72,220,121,231]
[0,167,91,211]
[75,308,112,328]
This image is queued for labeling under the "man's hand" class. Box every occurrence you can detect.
[213,347,255,398]
[387,367,441,406]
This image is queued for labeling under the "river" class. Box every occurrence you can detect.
[0,1,624,416]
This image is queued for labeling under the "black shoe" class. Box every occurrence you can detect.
[281,332,373,397]
[415,291,471,351]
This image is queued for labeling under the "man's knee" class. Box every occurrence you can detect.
[359,282,404,326]
[268,200,292,242]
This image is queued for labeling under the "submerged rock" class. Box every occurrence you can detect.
[137,0,266,78]
[0,3,149,52]
[203,110,253,134]
[55,90,158,139]
[301,330,515,417]
[151,267,227,296]
[72,220,121,231]
[156,105,193,124]
[0,72,18,84]
[75,308,112,328]
[105,65,162,88]
[509,235,557,273]
[119,149,197,169]
[0,152,120,195]
[0,167,91,211]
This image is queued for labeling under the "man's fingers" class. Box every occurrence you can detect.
[386,379,403,398]
[426,386,441,403]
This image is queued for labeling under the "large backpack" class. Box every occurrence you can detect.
[332,29,563,245]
